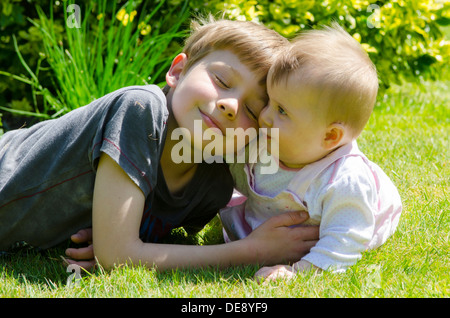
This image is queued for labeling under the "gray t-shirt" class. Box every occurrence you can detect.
[0,85,233,251]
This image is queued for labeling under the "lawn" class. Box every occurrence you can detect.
[0,78,448,299]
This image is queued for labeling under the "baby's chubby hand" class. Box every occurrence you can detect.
[255,260,318,283]
[255,265,296,282]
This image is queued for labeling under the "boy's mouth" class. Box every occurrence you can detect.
[199,110,225,135]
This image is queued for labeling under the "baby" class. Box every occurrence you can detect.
[220,23,402,279]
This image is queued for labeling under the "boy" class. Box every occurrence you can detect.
[0,18,319,270]
[220,23,402,279]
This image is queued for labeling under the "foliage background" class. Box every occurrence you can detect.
[201,0,450,86]
[0,0,448,134]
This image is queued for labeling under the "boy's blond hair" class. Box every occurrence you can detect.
[182,16,288,87]
[270,22,379,137]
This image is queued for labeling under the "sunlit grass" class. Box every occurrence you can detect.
[1,79,448,298]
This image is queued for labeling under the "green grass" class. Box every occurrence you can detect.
[1,78,448,298]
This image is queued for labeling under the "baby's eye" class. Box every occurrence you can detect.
[277,106,287,115]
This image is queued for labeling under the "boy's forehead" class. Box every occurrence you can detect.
[209,61,240,78]
[201,49,251,71]
[206,49,266,77]
[202,50,268,98]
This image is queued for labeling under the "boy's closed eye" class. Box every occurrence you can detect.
[245,104,258,121]
[213,72,261,122]
[214,74,230,89]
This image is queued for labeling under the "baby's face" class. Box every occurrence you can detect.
[258,76,331,169]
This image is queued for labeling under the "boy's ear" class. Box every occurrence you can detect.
[323,123,346,150]
[166,53,187,88]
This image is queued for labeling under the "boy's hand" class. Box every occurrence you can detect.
[63,228,96,271]
[246,211,319,265]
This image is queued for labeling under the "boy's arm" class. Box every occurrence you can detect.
[92,153,319,270]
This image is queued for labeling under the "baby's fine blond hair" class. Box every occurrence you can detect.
[270,22,379,137]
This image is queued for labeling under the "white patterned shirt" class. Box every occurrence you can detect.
[220,140,402,271]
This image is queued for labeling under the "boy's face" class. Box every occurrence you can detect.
[259,75,331,168]
[166,50,267,156]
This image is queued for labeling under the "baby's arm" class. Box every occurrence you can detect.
[91,153,319,270]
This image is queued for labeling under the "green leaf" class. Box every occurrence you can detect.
[436,16,450,26]
[417,54,437,66]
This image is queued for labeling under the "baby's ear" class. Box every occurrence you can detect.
[323,123,346,150]
[166,53,187,88]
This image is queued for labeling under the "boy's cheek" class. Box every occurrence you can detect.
[238,117,259,131]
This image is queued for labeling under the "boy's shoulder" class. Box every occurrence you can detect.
[114,84,166,107]
[100,85,169,124]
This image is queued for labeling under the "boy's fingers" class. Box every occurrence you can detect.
[269,211,310,228]
[71,228,93,244]
[65,245,94,260]
[291,225,320,241]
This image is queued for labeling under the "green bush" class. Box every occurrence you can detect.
[190,0,450,89]
[0,0,189,119]
[0,0,52,129]
[0,0,448,126]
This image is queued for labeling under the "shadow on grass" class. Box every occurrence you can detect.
[1,233,259,291]
[0,243,73,289]
[154,264,260,286]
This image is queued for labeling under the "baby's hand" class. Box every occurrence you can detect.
[255,260,318,282]
[255,265,296,282]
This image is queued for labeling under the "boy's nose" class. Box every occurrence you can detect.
[258,106,272,128]
[217,98,238,120]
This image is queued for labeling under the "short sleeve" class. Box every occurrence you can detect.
[90,86,168,197]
